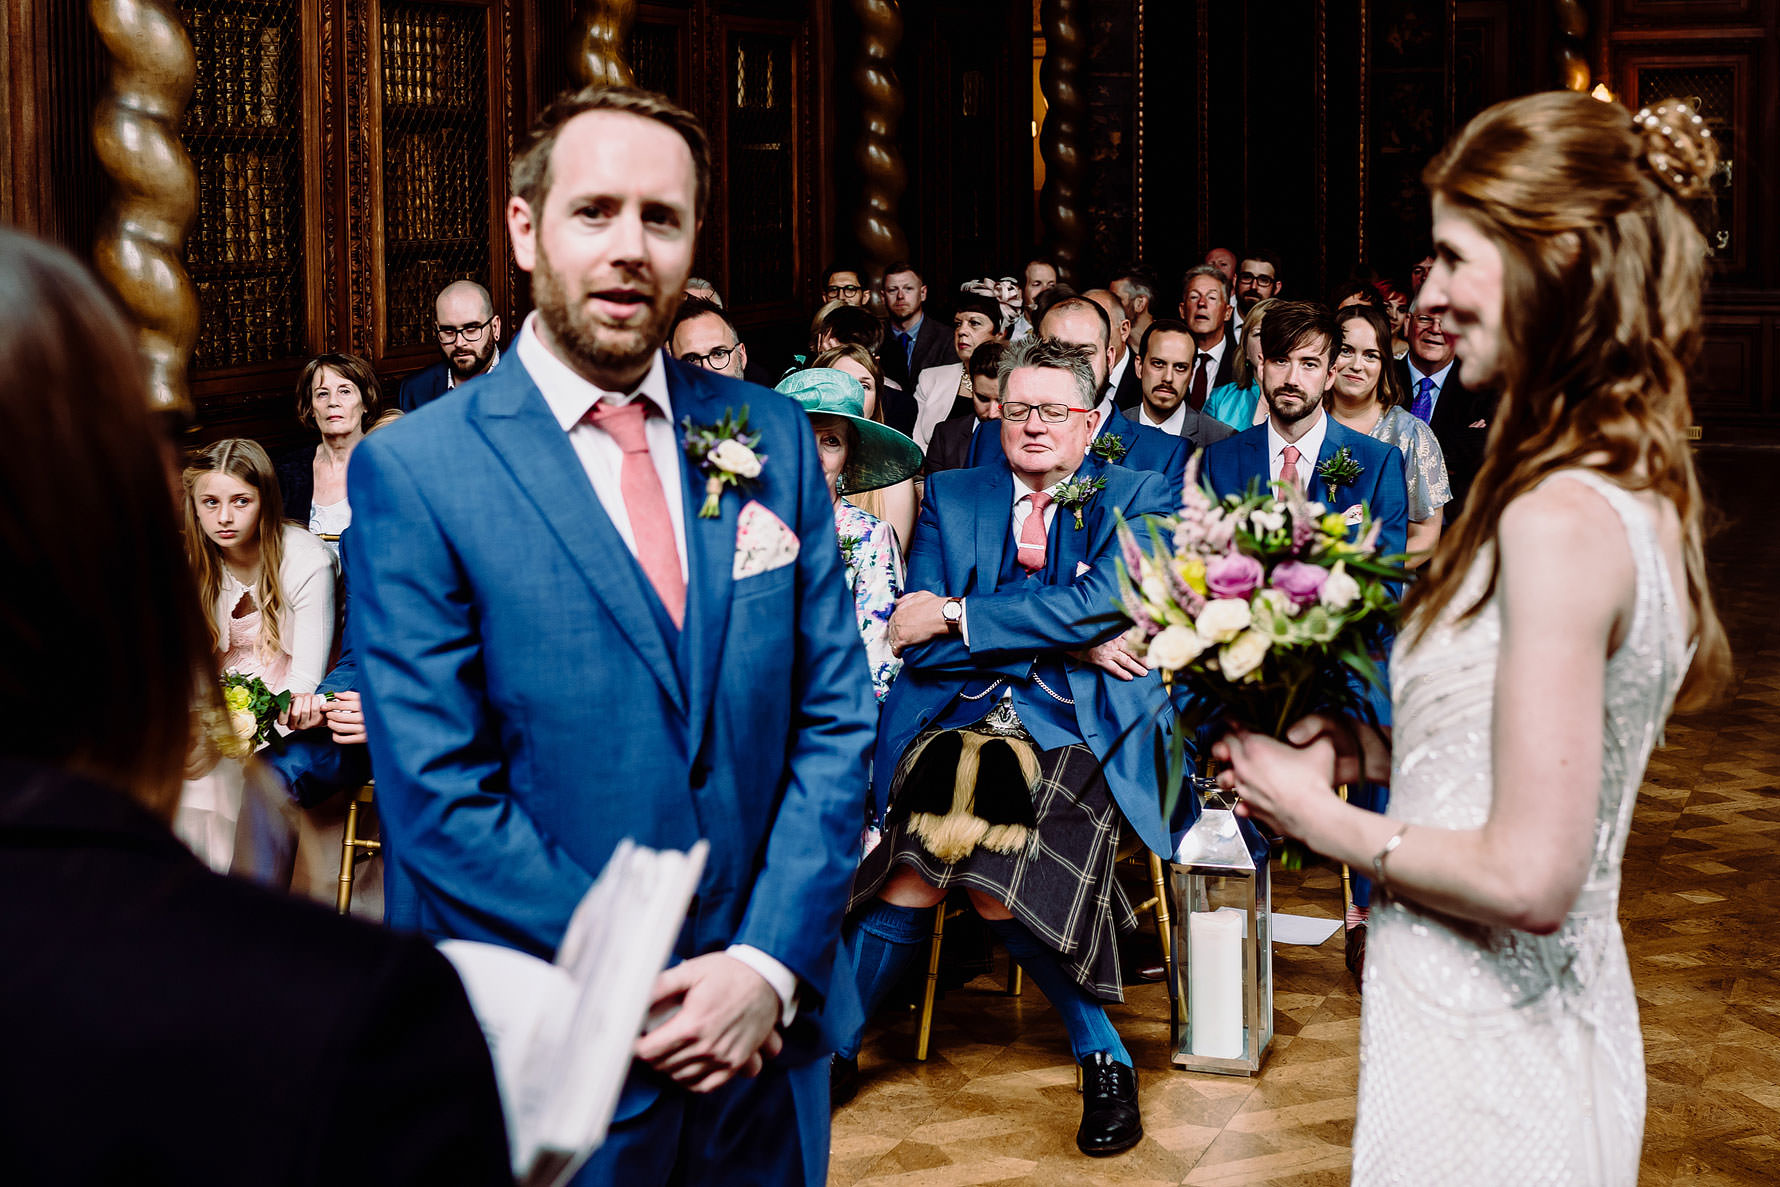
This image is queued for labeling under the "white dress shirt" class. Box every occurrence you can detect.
[516,314,796,1023]
[1136,399,1188,436]
[1405,357,1456,418]
[1265,408,1329,492]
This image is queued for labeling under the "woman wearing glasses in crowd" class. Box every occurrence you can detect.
[274,352,383,556]
[1327,304,1451,566]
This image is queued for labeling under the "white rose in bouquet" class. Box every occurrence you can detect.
[708,439,762,478]
[1194,597,1252,645]
[1319,559,1361,611]
[229,707,258,742]
[1220,629,1272,680]
[1146,624,1206,671]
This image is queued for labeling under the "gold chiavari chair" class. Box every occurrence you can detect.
[335,783,379,915]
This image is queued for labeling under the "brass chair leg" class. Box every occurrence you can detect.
[1337,784,1354,919]
[1149,851,1175,989]
[336,794,361,915]
[915,904,949,1062]
[1007,962,1023,997]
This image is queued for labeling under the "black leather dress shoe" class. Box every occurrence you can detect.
[1076,1052,1142,1156]
[830,1054,859,1109]
[1345,922,1367,991]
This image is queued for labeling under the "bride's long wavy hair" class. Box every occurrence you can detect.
[1404,90,1729,712]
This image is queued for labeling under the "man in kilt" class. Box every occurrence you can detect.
[837,337,1180,1157]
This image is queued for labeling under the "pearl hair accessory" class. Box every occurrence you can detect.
[1630,101,1714,198]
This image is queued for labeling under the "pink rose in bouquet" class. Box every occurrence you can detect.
[1204,552,1264,600]
[1270,560,1329,607]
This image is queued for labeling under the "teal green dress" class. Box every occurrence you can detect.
[1204,380,1262,430]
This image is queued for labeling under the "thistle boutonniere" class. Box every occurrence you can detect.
[681,407,766,518]
[1051,475,1107,529]
[1088,434,1128,464]
[1315,447,1364,504]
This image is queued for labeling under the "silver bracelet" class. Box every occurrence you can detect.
[1371,824,1410,895]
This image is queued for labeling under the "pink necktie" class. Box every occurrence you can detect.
[585,400,686,628]
[1017,491,1053,574]
[1279,444,1303,495]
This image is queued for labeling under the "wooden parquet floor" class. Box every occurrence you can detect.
[830,448,1780,1186]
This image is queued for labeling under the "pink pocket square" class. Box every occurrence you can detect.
[734,501,800,580]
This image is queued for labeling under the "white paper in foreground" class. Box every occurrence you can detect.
[1270,911,1342,946]
[440,837,709,1187]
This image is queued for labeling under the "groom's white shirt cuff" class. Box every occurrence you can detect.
[726,945,799,1026]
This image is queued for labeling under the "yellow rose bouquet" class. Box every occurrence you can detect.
[218,671,293,758]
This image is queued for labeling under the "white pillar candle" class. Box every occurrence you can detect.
[1188,906,1246,1059]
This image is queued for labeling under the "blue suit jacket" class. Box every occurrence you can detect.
[344,351,877,1132]
[968,405,1192,491]
[878,458,1181,857]
[1200,415,1409,724]
[264,536,365,810]
[395,349,506,414]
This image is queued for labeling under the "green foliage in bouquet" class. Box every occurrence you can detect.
[1114,453,1410,846]
[220,671,292,757]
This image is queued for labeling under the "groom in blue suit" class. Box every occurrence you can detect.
[1200,299,1407,981]
[345,88,876,1185]
[837,338,1180,1158]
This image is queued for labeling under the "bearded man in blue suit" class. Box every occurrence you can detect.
[345,87,877,1186]
[837,338,1181,1158]
[1200,299,1408,983]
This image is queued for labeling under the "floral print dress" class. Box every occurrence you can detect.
[836,498,905,852]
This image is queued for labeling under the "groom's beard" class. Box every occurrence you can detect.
[1264,382,1322,425]
[531,246,678,381]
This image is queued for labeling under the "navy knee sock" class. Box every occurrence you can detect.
[984,916,1131,1068]
[838,899,933,1059]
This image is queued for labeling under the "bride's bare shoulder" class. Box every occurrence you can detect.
[1497,476,1636,605]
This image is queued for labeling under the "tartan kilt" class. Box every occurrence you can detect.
[849,723,1138,1002]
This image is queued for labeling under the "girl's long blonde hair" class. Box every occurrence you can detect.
[183,439,289,664]
[1405,90,1728,711]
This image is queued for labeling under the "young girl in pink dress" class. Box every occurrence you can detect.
[176,440,336,876]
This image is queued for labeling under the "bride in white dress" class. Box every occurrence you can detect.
[1215,90,1731,1185]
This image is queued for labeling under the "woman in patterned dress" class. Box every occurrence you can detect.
[1329,304,1452,566]
[1214,91,1732,1184]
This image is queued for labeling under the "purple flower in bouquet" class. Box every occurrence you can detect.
[1271,560,1329,607]
[1205,551,1265,600]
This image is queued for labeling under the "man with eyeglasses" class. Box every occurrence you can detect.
[396,280,503,412]
[669,296,749,380]
[1394,303,1491,518]
[821,265,869,308]
[1233,250,1284,324]
[835,334,1178,1157]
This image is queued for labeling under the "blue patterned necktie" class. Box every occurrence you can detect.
[1410,375,1436,422]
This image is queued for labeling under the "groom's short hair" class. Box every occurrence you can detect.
[998,336,1097,408]
[1259,300,1338,364]
[512,85,711,221]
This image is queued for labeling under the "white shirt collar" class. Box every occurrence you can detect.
[1406,356,1455,391]
[1197,335,1228,375]
[1090,389,1117,439]
[517,313,672,430]
[1136,399,1188,435]
[1266,407,1329,474]
[446,345,499,390]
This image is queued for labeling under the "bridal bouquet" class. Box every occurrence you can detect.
[219,671,292,758]
[1115,454,1407,826]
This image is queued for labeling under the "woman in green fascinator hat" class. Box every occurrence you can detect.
[776,366,924,851]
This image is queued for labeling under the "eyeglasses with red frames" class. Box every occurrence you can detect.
[999,401,1096,424]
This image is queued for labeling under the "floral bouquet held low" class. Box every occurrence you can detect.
[219,671,293,759]
[1116,453,1408,839]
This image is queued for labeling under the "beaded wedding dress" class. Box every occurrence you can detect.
[1353,471,1691,1185]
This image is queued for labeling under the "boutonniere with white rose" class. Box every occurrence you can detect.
[1314,447,1364,504]
[682,407,766,518]
[1051,474,1107,529]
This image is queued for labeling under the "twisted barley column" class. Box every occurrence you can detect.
[1552,0,1590,93]
[852,0,908,285]
[89,0,198,417]
[1039,0,1086,285]
[571,0,637,88]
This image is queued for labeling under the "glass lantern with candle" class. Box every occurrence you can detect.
[1169,789,1274,1075]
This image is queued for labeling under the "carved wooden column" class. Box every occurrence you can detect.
[1552,0,1590,92]
[852,0,907,283]
[1038,0,1085,285]
[571,0,637,88]
[89,0,198,417]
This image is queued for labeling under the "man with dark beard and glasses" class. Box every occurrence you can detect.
[396,280,504,412]
[345,86,877,1186]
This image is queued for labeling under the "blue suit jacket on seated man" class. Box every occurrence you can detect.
[345,342,877,1182]
[264,535,368,810]
[966,400,1191,487]
[877,454,1183,857]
